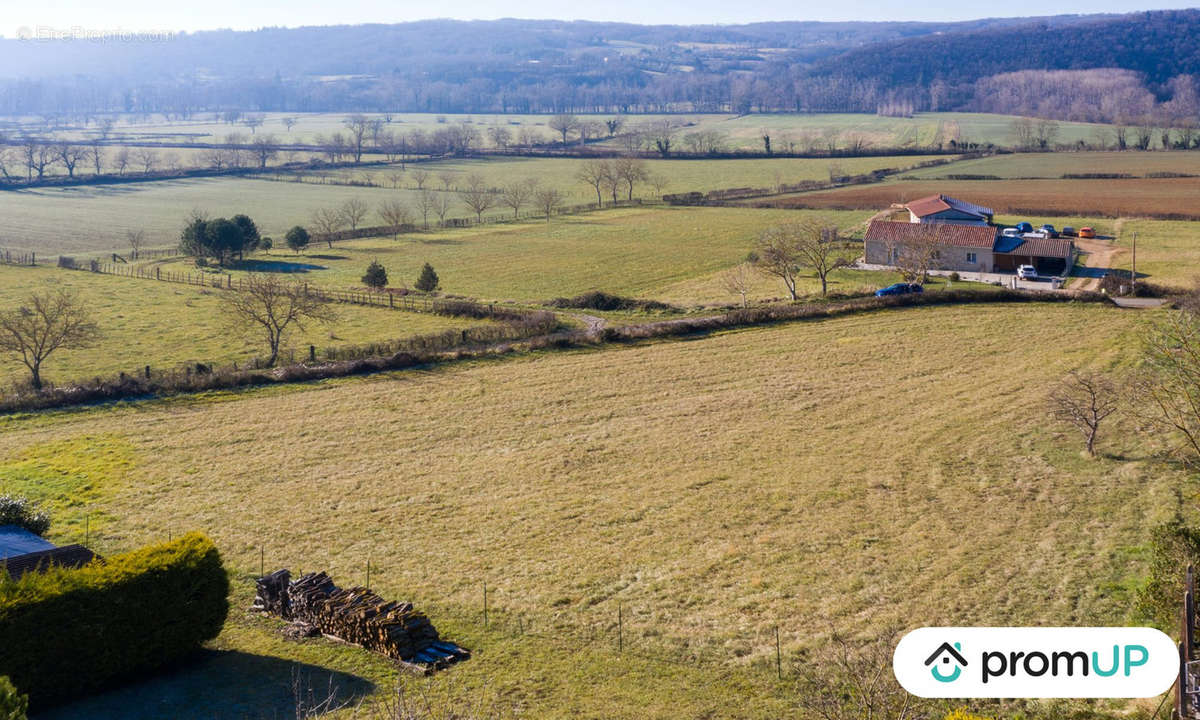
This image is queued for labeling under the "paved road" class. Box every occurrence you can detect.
[1111,297,1168,309]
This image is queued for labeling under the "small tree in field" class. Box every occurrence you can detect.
[415,263,440,292]
[285,226,309,254]
[377,199,413,239]
[126,229,146,259]
[310,207,344,249]
[221,273,337,367]
[0,289,101,390]
[721,264,752,308]
[458,174,497,222]
[1047,370,1119,457]
[751,221,850,300]
[534,187,564,221]
[362,260,388,289]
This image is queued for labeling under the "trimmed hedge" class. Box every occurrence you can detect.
[0,533,228,709]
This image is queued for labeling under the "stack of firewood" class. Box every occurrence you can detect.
[251,569,469,668]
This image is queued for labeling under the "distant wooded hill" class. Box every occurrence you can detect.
[0,11,1195,122]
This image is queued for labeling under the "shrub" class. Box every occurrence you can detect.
[0,532,228,709]
[259,236,273,252]
[285,226,310,254]
[944,710,994,720]
[0,496,49,536]
[1136,514,1200,629]
[415,263,440,292]
[0,677,27,720]
[948,272,961,283]
[547,291,678,313]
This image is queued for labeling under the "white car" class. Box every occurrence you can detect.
[1017,265,1039,280]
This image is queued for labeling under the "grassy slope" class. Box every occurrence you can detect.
[148,207,876,304]
[3,302,1183,718]
[0,265,487,387]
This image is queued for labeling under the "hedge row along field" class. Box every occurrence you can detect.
[0,533,228,710]
[0,288,1107,413]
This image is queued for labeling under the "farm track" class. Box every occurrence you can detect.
[1072,236,1123,291]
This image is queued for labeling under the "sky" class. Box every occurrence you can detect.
[4,0,1197,35]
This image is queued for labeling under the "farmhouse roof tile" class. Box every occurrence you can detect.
[905,194,994,219]
[864,220,998,249]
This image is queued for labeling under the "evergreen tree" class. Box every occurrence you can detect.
[415,262,439,292]
[285,226,309,254]
[362,259,388,289]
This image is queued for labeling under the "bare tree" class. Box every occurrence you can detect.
[250,135,278,169]
[127,229,146,259]
[604,117,625,137]
[438,172,455,191]
[386,171,404,189]
[1131,309,1200,463]
[243,115,265,134]
[892,231,941,284]
[487,126,512,149]
[576,159,609,207]
[534,187,564,221]
[548,113,579,144]
[343,114,370,162]
[458,174,497,222]
[411,168,429,190]
[501,178,537,219]
[21,139,55,181]
[282,117,297,132]
[795,629,927,720]
[133,147,159,174]
[517,126,543,149]
[752,221,851,299]
[220,274,337,367]
[645,120,680,157]
[113,147,130,175]
[54,142,87,178]
[416,189,435,229]
[431,192,452,226]
[649,173,670,197]
[378,199,414,240]
[613,156,648,200]
[721,264,752,307]
[338,198,370,231]
[310,207,344,248]
[0,289,101,390]
[1048,371,1118,456]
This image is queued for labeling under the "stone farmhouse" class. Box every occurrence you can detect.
[864,194,1074,276]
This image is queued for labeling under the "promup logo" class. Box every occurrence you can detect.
[894,627,1177,698]
[925,641,967,683]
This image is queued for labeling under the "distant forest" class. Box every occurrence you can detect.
[0,11,1197,124]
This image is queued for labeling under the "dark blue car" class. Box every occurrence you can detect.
[875,283,924,297]
[1015,222,1034,233]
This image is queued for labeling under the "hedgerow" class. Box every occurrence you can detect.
[0,532,228,709]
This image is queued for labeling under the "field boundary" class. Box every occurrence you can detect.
[0,288,1111,414]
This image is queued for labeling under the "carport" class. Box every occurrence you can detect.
[992,235,1074,276]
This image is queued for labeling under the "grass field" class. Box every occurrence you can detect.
[144,207,879,304]
[3,301,1183,718]
[759,177,1200,219]
[0,154,931,256]
[11,111,1122,151]
[0,264,488,387]
[0,177,424,255]
[902,151,1200,179]
[307,154,954,204]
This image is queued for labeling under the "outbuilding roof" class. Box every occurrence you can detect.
[905,194,994,219]
[2,544,98,580]
[995,236,1074,258]
[864,220,998,249]
[0,524,56,559]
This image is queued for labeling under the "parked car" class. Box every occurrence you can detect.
[1041,224,1058,237]
[875,283,924,297]
[1062,226,1077,237]
[1079,227,1096,238]
[1015,222,1034,233]
[1017,265,1039,280]
[1001,227,1021,238]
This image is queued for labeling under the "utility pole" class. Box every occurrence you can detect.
[1131,232,1137,295]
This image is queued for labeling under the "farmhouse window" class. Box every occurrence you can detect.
[966,252,977,263]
